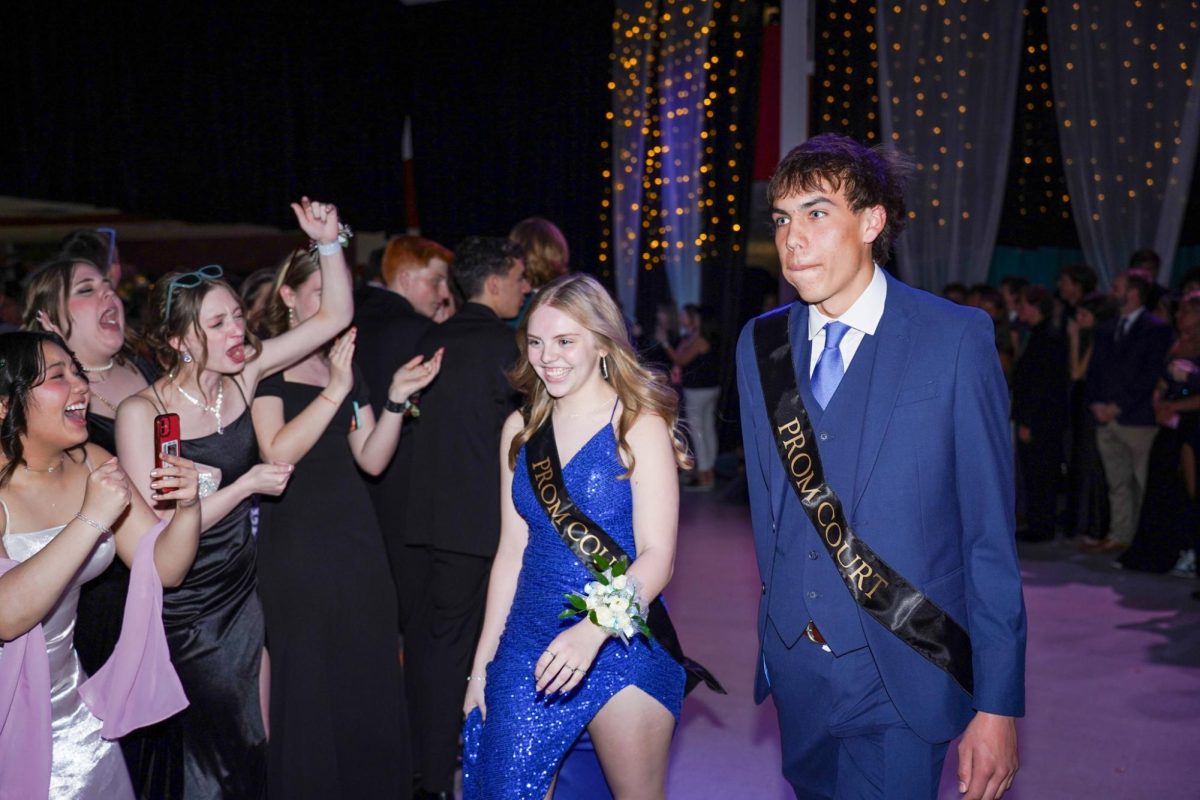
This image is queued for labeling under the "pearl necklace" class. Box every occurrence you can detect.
[176,378,225,435]
[82,359,115,373]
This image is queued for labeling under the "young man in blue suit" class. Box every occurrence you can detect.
[737,134,1026,799]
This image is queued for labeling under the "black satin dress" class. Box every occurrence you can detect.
[160,409,267,799]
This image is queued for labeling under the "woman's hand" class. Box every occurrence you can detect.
[150,454,200,506]
[81,457,133,530]
[35,311,66,339]
[237,462,295,498]
[326,327,357,401]
[1168,358,1198,384]
[463,674,488,721]
[387,348,445,404]
[289,197,340,245]
[534,619,610,695]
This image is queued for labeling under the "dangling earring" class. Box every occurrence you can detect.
[181,350,193,364]
[600,355,610,381]
[288,307,297,327]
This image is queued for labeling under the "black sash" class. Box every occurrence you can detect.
[525,419,725,695]
[753,306,974,696]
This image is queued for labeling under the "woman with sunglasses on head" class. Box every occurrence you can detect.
[0,330,201,799]
[250,249,442,799]
[115,199,354,799]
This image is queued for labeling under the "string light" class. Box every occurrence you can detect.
[603,0,752,292]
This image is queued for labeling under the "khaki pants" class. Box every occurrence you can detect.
[1095,423,1158,544]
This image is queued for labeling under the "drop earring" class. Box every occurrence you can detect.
[600,355,610,381]
[288,307,297,327]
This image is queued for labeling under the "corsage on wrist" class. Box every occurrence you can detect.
[309,222,354,257]
[560,555,651,644]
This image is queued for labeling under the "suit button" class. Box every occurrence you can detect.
[808,550,819,560]
[761,582,767,595]
[807,591,818,600]
[819,431,829,441]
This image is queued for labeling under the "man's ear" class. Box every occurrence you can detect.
[484,273,501,297]
[862,205,886,245]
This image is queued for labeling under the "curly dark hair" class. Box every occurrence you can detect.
[767,133,911,265]
[0,331,85,487]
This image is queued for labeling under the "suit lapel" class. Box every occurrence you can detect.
[851,274,919,515]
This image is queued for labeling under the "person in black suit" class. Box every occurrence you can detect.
[352,235,453,612]
[1012,285,1069,541]
[401,237,529,800]
[1085,268,1174,552]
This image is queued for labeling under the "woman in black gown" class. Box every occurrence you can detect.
[115,198,355,798]
[250,250,442,799]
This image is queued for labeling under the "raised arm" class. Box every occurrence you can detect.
[249,199,355,381]
[463,412,530,720]
[349,348,444,476]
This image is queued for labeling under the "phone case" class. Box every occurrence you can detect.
[154,413,182,469]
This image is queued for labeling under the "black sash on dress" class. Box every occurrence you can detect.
[753,306,974,696]
[525,419,725,695]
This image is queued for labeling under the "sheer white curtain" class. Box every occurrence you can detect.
[875,1,1025,290]
[657,2,713,310]
[1047,0,1200,286]
[611,0,658,318]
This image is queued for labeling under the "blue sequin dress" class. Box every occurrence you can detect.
[462,424,685,799]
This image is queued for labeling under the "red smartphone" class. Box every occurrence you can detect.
[154,413,182,469]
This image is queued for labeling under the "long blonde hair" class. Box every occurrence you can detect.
[508,274,692,476]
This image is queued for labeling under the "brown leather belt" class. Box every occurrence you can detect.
[803,621,831,651]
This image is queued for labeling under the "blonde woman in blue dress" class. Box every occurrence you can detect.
[462,274,690,800]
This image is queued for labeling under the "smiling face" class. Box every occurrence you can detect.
[771,182,884,318]
[64,261,125,363]
[526,305,608,400]
[24,341,91,450]
[177,285,248,373]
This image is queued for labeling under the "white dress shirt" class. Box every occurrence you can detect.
[807,265,889,377]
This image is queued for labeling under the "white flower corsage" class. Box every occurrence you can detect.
[560,555,651,644]
[307,222,354,257]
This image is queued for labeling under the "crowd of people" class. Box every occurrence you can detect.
[941,253,1200,594]
[0,137,1189,800]
[0,195,719,800]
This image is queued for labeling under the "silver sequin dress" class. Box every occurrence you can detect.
[462,426,685,799]
[0,502,135,799]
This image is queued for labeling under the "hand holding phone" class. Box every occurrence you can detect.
[154,413,182,469]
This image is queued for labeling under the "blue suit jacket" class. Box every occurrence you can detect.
[736,273,1027,743]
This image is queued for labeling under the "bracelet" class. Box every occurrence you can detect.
[74,511,113,538]
[178,496,200,509]
[309,222,354,258]
[383,397,419,417]
[466,674,486,682]
[317,392,340,407]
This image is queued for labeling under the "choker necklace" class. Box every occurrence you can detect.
[176,378,225,435]
[23,454,66,474]
[82,359,115,373]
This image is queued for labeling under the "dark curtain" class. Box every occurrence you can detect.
[401,0,613,265]
[700,1,763,454]
[1,2,612,256]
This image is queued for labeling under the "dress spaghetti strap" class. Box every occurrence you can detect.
[0,496,10,537]
[608,397,620,424]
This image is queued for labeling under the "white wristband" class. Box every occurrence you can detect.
[316,241,341,256]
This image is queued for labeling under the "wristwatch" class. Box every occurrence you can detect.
[384,398,419,418]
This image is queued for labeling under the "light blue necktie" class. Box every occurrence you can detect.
[811,321,851,409]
